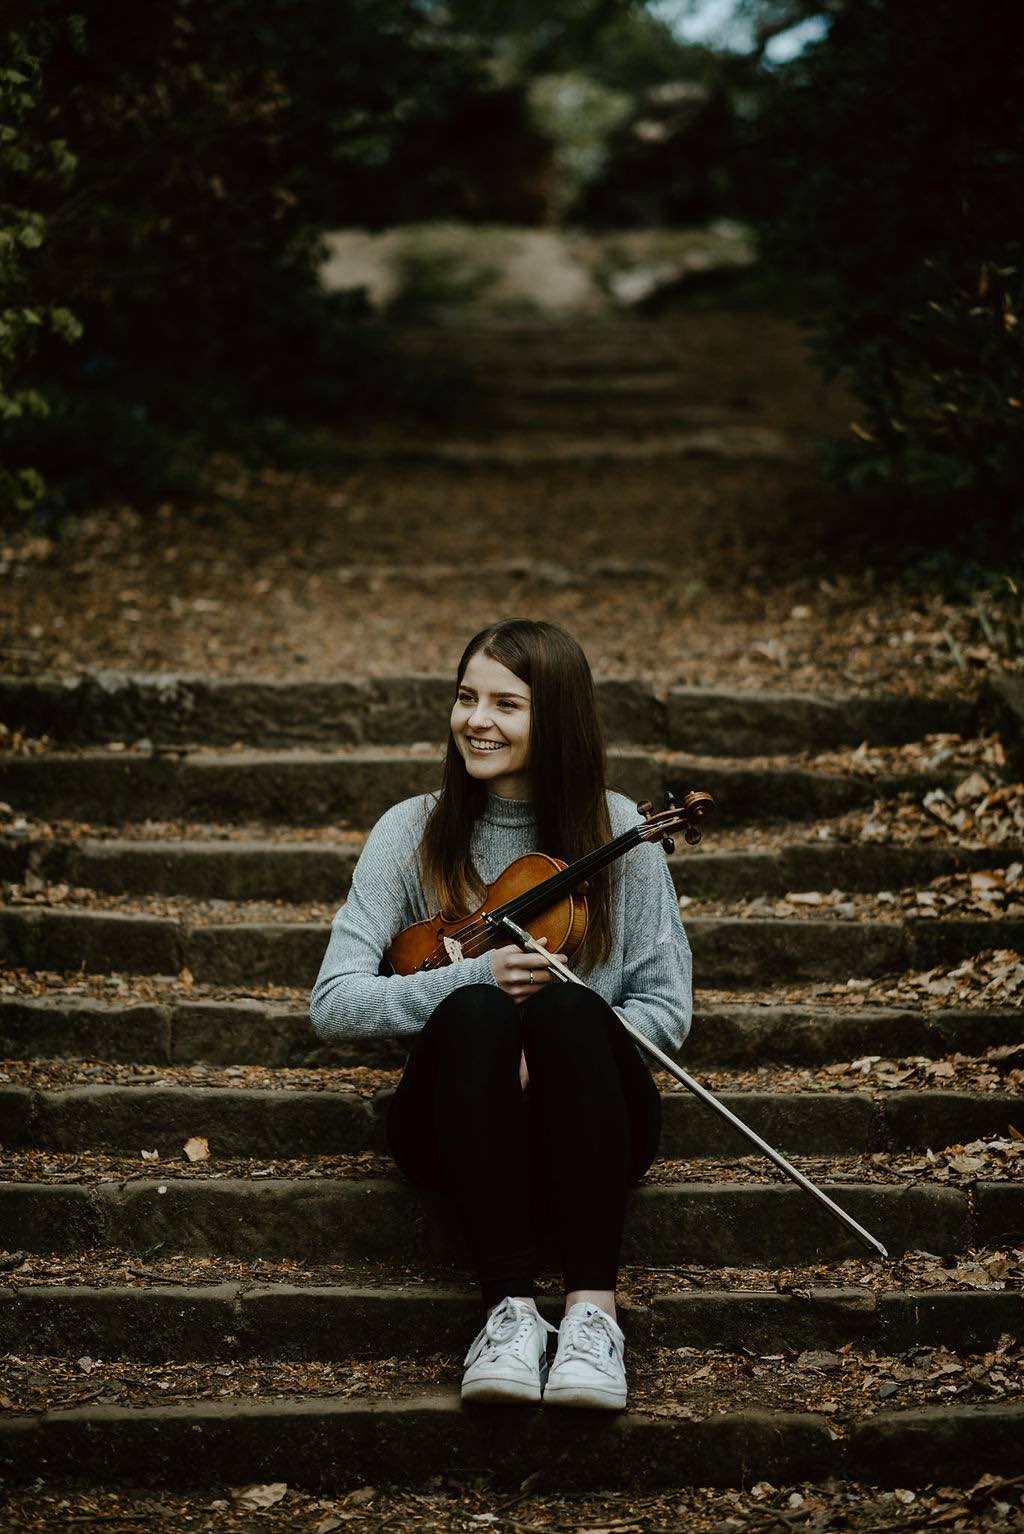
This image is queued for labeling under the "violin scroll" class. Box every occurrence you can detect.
[636,787,715,851]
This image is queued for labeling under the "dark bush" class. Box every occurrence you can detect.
[745,0,1024,558]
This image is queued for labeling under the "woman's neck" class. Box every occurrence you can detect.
[480,790,535,827]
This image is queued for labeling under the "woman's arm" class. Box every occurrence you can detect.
[309,799,497,1041]
[611,833,693,1055]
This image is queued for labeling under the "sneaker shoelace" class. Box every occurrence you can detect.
[464,1299,556,1368]
[555,1306,624,1378]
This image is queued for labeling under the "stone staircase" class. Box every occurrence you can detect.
[1,672,1022,1497]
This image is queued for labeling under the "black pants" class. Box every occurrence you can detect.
[385,981,662,1307]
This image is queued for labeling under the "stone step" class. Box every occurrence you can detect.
[3,1278,1019,1361]
[3,994,1019,1070]
[2,1173,1016,1265]
[1,748,959,830]
[4,834,1014,903]
[3,990,1018,1073]
[480,404,768,431]
[3,905,1021,986]
[420,423,804,456]
[1,1393,1021,1492]
[484,401,757,426]
[3,1084,1019,1161]
[501,373,705,399]
[0,672,972,752]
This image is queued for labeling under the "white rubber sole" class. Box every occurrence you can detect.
[543,1380,627,1410]
[461,1373,544,1405]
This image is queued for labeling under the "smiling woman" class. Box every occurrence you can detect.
[450,653,533,798]
[309,619,693,1415]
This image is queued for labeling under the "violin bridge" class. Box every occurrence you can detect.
[442,935,465,964]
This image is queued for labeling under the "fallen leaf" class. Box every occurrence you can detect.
[231,1483,288,1510]
[796,1350,841,1370]
[183,1136,209,1162]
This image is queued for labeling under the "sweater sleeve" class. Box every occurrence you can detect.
[611,833,693,1056]
[308,800,498,1041]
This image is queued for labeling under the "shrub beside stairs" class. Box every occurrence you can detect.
[0,672,1022,1493]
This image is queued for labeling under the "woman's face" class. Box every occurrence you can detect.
[450,651,532,800]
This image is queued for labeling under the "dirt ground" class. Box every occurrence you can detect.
[3,1474,1023,1534]
[1,311,1018,697]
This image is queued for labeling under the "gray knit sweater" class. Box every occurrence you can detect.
[309,789,693,1054]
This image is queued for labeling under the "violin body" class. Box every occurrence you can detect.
[385,853,589,976]
[382,787,714,978]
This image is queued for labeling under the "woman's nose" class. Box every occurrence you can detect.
[468,704,494,730]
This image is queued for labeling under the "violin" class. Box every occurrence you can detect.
[383,788,714,977]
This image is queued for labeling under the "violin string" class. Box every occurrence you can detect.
[411,806,707,972]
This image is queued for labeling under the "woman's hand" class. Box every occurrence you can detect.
[488,937,567,1003]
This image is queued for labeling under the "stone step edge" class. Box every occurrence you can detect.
[0,754,966,837]
[3,1283,1021,1360]
[3,906,1022,987]
[0,672,976,754]
[2,996,1021,1071]
[0,1399,1021,1491]
[3,835,1015,903]
[3,1086,1021,1161]
[3,1179,1017,1264]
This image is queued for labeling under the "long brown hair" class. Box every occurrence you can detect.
[418,620,613,973]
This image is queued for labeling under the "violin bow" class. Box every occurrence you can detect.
[492,911,890,1262]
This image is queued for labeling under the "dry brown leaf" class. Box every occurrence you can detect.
[231,1483,288,1510]
[182,1136,209,1163]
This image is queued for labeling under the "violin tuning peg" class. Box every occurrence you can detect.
[663,789,677,811]
[636,800,653,817]
[661,834,675,855]
[684,825,702,846]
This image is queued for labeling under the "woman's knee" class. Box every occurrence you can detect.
[428,982,520,1049]
[522,980,612,1043]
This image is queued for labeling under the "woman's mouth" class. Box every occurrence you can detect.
[467,737,506,753]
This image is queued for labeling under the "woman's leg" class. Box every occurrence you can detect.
[520,982,661,1312]
[385,982,537,1307]
[520,983,659,1410]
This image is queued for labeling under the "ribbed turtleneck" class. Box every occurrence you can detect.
[479,792,536,829]
[310,787,693,1053]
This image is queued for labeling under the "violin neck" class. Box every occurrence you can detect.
[488,825,644,930]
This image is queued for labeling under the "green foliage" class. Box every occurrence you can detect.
[745,0,1024,552]
[0,21,82,518]
[387,245,500,321]
[2,0,485,520]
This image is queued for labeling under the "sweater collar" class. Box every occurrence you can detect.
[480,792,536,828]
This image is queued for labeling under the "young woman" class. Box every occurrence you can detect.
[310,619,692,1410]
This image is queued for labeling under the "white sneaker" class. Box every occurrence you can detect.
[461,1297,558,1405]
[544,1301,627,1410]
